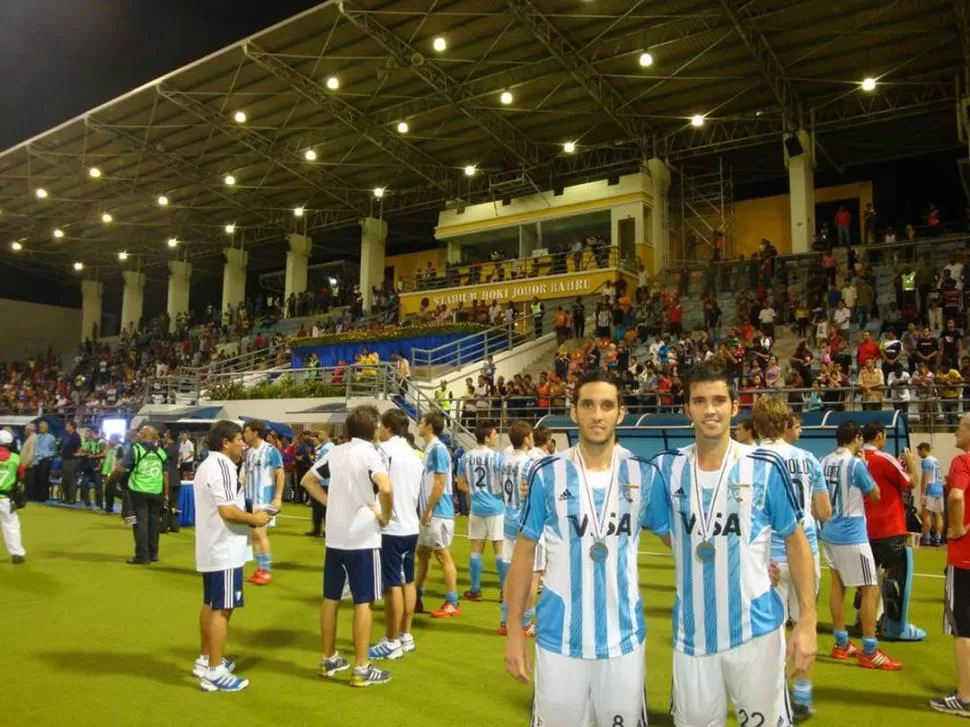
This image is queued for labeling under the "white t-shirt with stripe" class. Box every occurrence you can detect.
[312,438,388,551]
[193,451,251,573]
[380,435,423,537]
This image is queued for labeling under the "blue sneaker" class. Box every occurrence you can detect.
[199,666,248,692]
[882,620,927,642]
[350,663,391,687]
[193,656,235,678]
[368,638,403,661]
[319,653,350,678]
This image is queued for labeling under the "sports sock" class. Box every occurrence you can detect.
[469,553,483,592]
[863,637,878,655]
[522,608,535,627]
[263,552,272,571]
[445,591,459,606]
[834,629,849,648]
[793,679,812,704]
[496,559,509,589]
[255,553,268,571]
[500,602,508,624]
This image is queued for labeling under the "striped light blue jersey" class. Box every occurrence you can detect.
[820,448,877,545]
[315,440,334,487]
[460,448,506,517]
[642,443,801,657]
[760,441,827,562]
[519,447,652,660]
[500,450,539,540]
[923,455,944,497]
[243,441,284,506]
[421,437,454,519]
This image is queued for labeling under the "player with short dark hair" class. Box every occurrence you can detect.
[241,419,284,585]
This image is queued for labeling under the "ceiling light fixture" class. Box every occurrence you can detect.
[167,237,179,248]
[563,141,576,153]
[53,228,65,239]
[233,110,247,123]
[157,195,169,206]
[639,52,654,68]
[101,213,113,223]
[88,167,102,178]
[397,121,409,134]
[304,149,317,161]
[690,114,705,127]
[326,76,340,90]
[433,36,447,52]
[224,174,236,186]
[118,251,128,261]
[73,262,84,271]
[500,91,513,105]
[10,241,22,252]
[294,207,305,217]
[35,188,48,199]
[225,224,235,234]
[464,165,476,177]
[373,187,385,199]
[861,77,877,92]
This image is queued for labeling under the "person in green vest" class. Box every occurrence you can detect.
[100,434,121,514]
[0,430,26,564]
[80,428,106,510]
[114,425,169,565]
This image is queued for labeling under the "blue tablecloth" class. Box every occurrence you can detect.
[178,481,195,527]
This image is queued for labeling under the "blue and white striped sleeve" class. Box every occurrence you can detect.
[764,458,799,538]
[519,460,552,542]
[639,455,670,536]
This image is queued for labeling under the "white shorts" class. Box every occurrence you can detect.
[824,541,878,588]
[672,628,790,727]
[418,517,454,551]
[503,535,546,571]
[776,552,821,623]
[924,495,944,514]
[469,514,504,542]
[533,642,646,727]
[253,503,276,528]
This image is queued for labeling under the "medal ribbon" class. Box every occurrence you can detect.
[691,442,733,542]
[574,445,617,543]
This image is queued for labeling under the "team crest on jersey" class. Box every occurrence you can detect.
[619,484,635,503]
[727,482,750,504]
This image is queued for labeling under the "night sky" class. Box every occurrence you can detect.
[0,0,321,150]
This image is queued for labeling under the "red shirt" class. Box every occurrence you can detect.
[863,445,912,539]
[948,453,970,569]
[835,210,852,227]
[856,340,881,366]
[668,304,682,323]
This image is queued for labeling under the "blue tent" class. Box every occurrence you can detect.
[536,410,910,462]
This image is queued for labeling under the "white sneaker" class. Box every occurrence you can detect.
[199,665,248,693]
[399,633,416,653]
[192,656,235,678]
[368,638,403,661]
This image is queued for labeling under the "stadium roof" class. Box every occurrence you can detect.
[0,0,965,282]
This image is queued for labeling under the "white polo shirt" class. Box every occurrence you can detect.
[193,451,250,573]
[380,435,423,537]
[311,438,388,551]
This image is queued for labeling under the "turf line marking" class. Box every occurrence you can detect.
[279,512,947,580]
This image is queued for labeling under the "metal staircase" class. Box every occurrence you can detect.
[670,158,736,262]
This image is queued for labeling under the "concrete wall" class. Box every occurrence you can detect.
[0,298,81,360]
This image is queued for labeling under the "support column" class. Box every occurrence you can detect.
[167,260,192,331]
[284,233,312,313]
[787,129,814,254]
[647,157,671,274]
[120,270,145,334]
[222,247,248,312]
[359,217,387,311]
[80,279,103,342]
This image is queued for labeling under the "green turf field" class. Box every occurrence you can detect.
[1,504,961,726]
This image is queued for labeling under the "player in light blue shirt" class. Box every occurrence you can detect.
[456,419,506,601]
[241,420,284,585]
[504,371,651,727]
[307,429,334,538]
[753,399,831,718]
[414,412,460,618]
[918,442,945,545]
[642,363,816,727]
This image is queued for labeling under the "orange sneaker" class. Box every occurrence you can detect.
[248,570,272,586]
[462,589,484,602]
[246,569,265,584]
[858,649,903,671]
[430,601,461,619]
[831,641,860,660]
[496,623,508,636]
